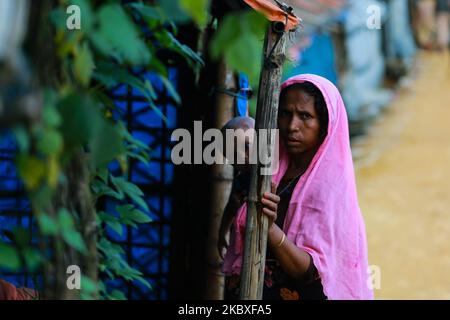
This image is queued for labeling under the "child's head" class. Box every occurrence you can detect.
[221,116,255,174]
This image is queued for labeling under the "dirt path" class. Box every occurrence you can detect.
[353,51,450,299]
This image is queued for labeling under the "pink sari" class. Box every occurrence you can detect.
[223,74,373,300]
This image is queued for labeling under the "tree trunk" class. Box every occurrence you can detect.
[240,21,287,300]
[23,0,98,299]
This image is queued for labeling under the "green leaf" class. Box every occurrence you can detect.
[98,211,116,223]
[16,155,46,190]
[80,276,98,294]
[157,29,204,67]
[109,289,126,300]
[12,126,29,153]
[93,62,142,88]
[114,260,143,281]
[47,154,60,187]
[94,91,116,112]
[116,204,151,226]
[23,248,43,271]
[58,208,75,231]
[126,149,150,164]
[74,43,95,86]
[134,276,152,290]
[49,8,66,30]
[158,75,181,105]
[0,243,21,270]
[89,4,150,65]
[91,179,124,200]
[29,185,54,210]
[119,122,150,151]
[37,129,63,155]
[42,98,62,128]
[127,209,151,224]
[110,176,149,211]
[116,204,137,227]
[130,195,149,213]
[98,280,107,293]
[58,93,103,147]
[110,176,143,197]
[156,0,190,23]
[97,167,109,183]
[8,228,31,247]
[63,230,87,254]
[210,11,267,86]
[106,220,123,237]
[128,3,162,21]
[144,80,158,100]
[180,0,209,26]
[58,92,124,164]
[61,96,121,163]
[97,238,125,256]
[89,121,125,168]
[57,209,87,253]
[37,213,59,236]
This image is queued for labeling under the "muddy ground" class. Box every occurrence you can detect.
[353,51,450,299]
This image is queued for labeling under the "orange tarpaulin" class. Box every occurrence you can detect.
[243,0,300,31]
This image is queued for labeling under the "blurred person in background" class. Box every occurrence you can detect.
[341,0,393,128]
[435,0,450,50]
[413,0,437,49]
[217,116,255,260]
[384,0,417,73]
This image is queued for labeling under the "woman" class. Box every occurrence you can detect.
[222,74,373,300]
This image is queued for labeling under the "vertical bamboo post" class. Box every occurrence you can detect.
[204,59,236,299]
[240,21,287,300]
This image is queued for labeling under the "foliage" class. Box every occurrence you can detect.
[0,0,204,299]
[210,11,267,86]
[0,0,269,300]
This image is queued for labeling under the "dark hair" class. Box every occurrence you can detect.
[279,81,329,140]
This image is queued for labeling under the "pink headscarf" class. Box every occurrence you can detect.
[223,74,373,300]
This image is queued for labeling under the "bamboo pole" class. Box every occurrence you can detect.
[204,58,236,299]
[239,21,287,300]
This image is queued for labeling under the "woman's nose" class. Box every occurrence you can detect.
[288,116,300,132]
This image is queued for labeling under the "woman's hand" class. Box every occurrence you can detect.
[217,223,229,260]
[261,183,280,229]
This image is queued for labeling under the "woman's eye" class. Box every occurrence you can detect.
[300,112,312,120]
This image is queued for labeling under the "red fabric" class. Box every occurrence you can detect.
[0,279,39,300]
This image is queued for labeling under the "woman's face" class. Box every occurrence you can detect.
[278,88,323,155]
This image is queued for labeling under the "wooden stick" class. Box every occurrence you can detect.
[240,21,287,300]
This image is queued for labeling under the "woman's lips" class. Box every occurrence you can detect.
[287,138,302,145]
[286,141,302,149]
